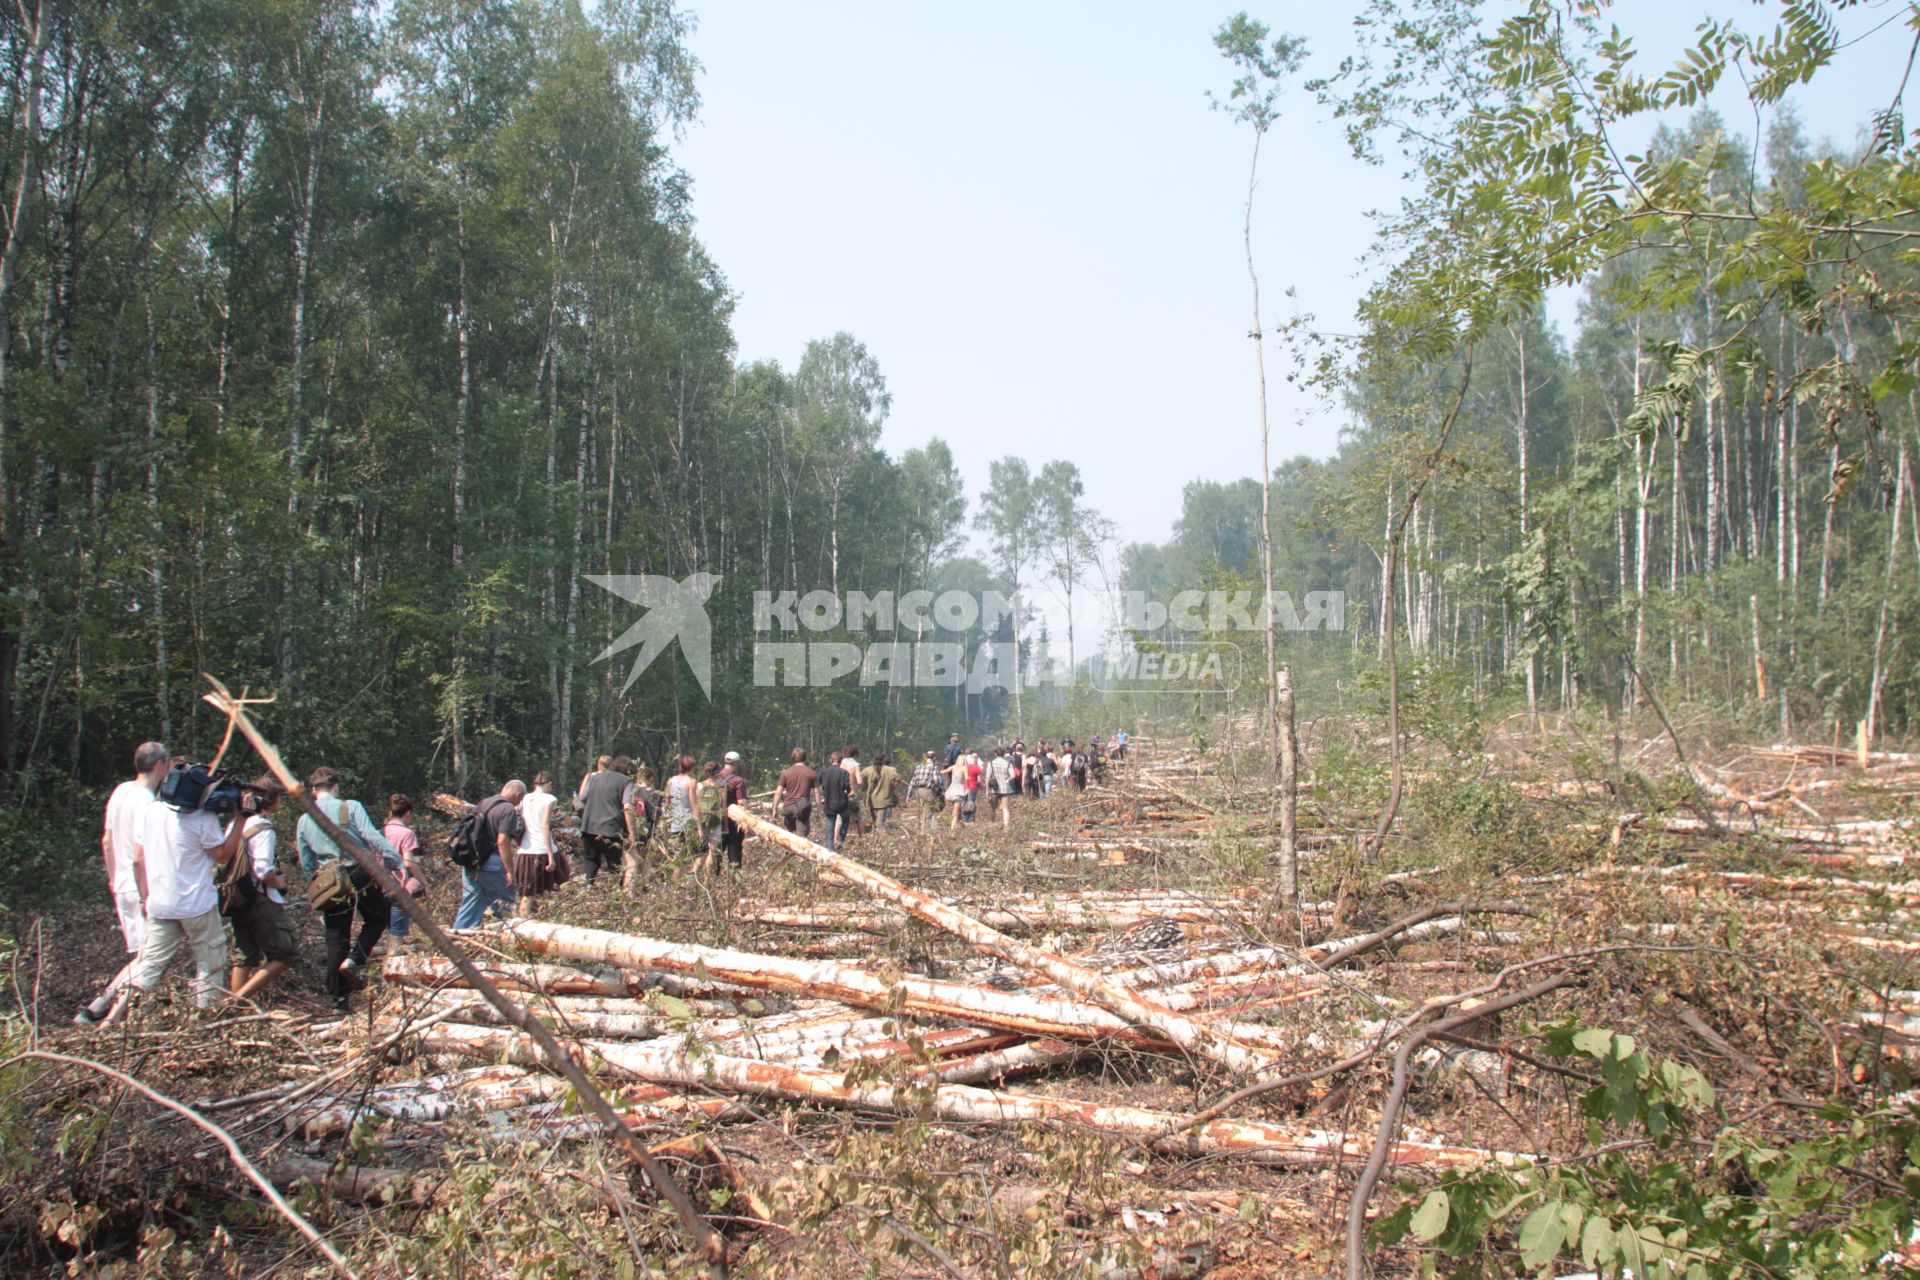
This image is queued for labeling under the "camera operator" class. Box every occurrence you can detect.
[97,757,252,1022]
[295,766,399,1015]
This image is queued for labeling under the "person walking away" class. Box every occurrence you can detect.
[663,756,702,863]
[692,761,729,872]
[577,756,632,889]
[946,747,983,828]
[1065,740,1090,791]
[989,747,1017,827]
[509,772,566,916]
[226,777,299,1004]
[718,752,749,870]
[454,780,525,929]
[75,741,169,1025]
[1039,740,1058,797]
[819,751,853,852]
[575,755,611,808]
[621,757,658,889]
[839,745,867,833]
[100,761,252,1021]
[963,748,985,822]
[776,748,819,836]
[866,754,902,828]
[297,767,399,1014]
[383,795,426,945]
[1113,728,1129,761]
[1008,743,1025,796]
[943,734,963,768]
[907,751,943,830]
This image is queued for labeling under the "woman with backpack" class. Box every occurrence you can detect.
[694,761,728,873]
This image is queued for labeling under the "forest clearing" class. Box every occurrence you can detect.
[5,699,1917,1279]
[4,0,1920,1277]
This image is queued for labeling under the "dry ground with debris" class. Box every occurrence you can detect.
[4,721,1917,1279]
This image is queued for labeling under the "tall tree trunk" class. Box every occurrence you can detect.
[145,288,169,740]
[0,0,48,774]
[450,198,474,792]
[1669,413,1683,679]
[1239,129,1282,780]
[278,93,324,693]
[559,315,594,772]
[1511,322,1537,724]
[1275,663,1298,907]
[1864,442,1908,744]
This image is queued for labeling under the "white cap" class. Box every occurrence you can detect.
[724,751,741,762]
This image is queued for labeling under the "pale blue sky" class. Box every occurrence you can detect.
[674,2,1914,559]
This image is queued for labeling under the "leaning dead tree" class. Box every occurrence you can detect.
[199,675,730,1277]
[732,806,1285,1078]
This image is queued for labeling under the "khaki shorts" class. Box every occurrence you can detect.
[128,908,229,1009]
[229,897,301,968]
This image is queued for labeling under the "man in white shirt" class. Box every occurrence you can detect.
[73,742,169,1025]
[101,765,250,1020]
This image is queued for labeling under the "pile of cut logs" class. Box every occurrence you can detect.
[316,809,1530,1174]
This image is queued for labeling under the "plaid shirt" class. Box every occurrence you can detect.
[907,761,942,797]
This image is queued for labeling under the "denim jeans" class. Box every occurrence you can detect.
[824,809,851,851]
[454,854,516,929]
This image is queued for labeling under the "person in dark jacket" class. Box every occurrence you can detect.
[819,751,853,852]
[719,752,749,869]
[575,758,632,888]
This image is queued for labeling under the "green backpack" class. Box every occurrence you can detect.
[696,781,725,825]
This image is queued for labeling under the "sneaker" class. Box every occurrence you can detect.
[71,1007,100,1027]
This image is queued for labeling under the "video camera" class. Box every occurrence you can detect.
[159,762,268,816]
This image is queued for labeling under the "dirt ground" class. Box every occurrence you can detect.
[3,720,1916,1279]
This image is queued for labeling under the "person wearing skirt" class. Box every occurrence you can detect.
[509,772,568,916]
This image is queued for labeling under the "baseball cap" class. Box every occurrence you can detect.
[724,751,741,762]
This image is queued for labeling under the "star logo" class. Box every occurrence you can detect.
[585,572,722,699]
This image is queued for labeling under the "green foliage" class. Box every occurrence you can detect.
[1375,1024,1920,1279]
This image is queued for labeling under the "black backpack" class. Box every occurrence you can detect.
[449,808,485,868]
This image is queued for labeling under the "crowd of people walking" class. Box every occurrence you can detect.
[75,726,1132,1024]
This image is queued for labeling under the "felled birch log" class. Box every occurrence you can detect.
[496,919,1297,1054]
[290,1065,565,1138]
[736,895,1255,934]
[729,805,1280,1078]
[269,1156,436,1204]
[417,1021,1524,1170]
[382,952,781,1010]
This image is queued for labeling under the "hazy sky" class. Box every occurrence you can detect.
[674,2,1912,562]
